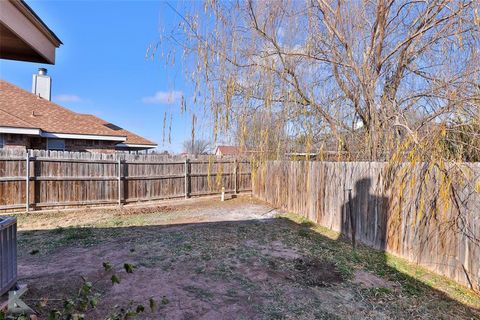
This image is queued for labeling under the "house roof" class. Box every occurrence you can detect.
[216,145,241,155]
[78,114,156,147]
[0,80,156,147]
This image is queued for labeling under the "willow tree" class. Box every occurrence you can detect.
[161,0,479,162]
[156,1,480,286]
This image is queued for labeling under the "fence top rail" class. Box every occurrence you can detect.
[0,157,26,161]
[124,174,185,180]
[33,157,118,164]
[0,177,25,181]
[0,157,251,165]
[189,160,249,164]
[123,161,185,165]
[188,160,232,164]
[268,160,480,166]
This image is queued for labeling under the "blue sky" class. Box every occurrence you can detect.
[0,0,214,153]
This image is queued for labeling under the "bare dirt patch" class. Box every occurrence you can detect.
[291,258,343,287]
[353,270,394,289]
[15,196,275,231]
[11,197,480,319]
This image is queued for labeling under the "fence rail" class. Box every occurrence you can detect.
[253,160,480,291]
[0,150,252,211]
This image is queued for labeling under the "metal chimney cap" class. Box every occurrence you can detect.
[38,68,48,75]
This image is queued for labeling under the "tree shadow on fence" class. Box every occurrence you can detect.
[341,178,389,251]
[335,176,480,316]
[11,214,480,319]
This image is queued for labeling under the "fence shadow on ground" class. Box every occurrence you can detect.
[13,215,480,319]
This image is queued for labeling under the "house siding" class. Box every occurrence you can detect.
[1,134,30,151]
[0,134,117,153]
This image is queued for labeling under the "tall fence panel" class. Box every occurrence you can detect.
[0,154,27,210]
[0,150,251,211]
[253,161,480,291]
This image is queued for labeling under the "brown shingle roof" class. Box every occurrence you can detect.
[216,145,241,155]
[0,108,33,127]
[0,80,156,146]
[78,114,156,146]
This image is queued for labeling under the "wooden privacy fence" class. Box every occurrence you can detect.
[253,161,480,291]
[0,150,252,211]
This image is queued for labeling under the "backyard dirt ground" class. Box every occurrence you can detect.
[9,196,480,319]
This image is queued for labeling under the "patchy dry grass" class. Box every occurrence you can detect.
[11,197,480,319]
[283,213,480,311]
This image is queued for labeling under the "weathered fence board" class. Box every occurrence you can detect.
[0,150,251,211]
[253,160,480,291]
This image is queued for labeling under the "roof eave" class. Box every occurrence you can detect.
[41,131,127,142]
[0,0,62,64]
[116,143,157,149]
[12,0,62,46]
[0,126,128,142]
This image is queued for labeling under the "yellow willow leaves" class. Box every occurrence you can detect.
[408,169,417,199]
[203,40,209,74]
[389,135,415,165]
[216,162,223,188]
[476,179,480,193]
[239,114,247,148]
[191,114,196,149]
[438,170,452,219]
[212,108,219,143]
[440,124,447,138]
[181,96,186,113]
[224,110,230,132]
[389,164,409,221]
[168,114,172,144]
[276,133,282,160]
[305,133,312,162]
[415,180,427,226]
[260,127,269,155]
[305,160,311,194]
[336,138,344,162]
[405,136,419,164]
[162,112,167,145]
[207,155,213,190]
[223,76,235,131]
[250,156,258,185]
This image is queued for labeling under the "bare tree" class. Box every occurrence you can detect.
[161,0,479,162]
[182,139,212,155]
[234,109,289,159]
[156,1,480,274]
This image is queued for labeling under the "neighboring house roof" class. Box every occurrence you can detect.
[78,114,156,147]
[0,0,62,64]
[216,145,241,155]
[0,80,156,148]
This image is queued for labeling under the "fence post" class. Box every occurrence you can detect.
[25,152,30,212]
[184,158,190,199]
[233,159,238,194]
[31,154,36,210]
[117,159,122,206]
